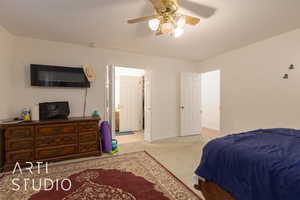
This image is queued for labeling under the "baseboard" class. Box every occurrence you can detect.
[202,127,220,132]
[150,135,176,142]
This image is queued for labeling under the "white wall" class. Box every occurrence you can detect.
[201,70,220,131]
[115,67,145,77]
[0,26,15,119]
[197,28,300,134]
[8,36,196,141]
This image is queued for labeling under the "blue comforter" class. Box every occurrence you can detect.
[195,128,300,200]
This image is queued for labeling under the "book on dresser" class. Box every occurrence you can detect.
[0,117,102,172]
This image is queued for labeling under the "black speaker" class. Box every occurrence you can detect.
[39,102,70,121]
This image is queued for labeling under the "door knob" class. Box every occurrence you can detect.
[180,106,185,109]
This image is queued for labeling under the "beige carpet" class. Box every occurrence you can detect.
[117,128,221,197]
[116,131,144,144]
[118,136,207,195]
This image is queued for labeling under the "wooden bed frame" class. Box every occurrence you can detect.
[194,178,236,200]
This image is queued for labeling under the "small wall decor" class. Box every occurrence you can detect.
[283,64,295,79]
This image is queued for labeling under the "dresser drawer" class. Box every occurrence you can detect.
[6,139,34,152]
[36,145,77,159]
[79,142,98,153]
[36,135,76,148]
[6,150,34,162]
[36,124,76,137]
[79,122,98,133]
[5,126,34,139]
[79,132,98,143]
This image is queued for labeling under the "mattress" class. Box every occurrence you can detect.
[195,128,300,200]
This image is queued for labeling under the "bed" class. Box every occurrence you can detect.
[194,128,300,200]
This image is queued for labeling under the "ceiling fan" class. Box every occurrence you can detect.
[128,0,214,37]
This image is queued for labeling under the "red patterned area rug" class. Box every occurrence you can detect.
[0,151,202,200]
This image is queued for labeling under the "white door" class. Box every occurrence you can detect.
[119,76,143,132]
[144,71,152,142]
[105,65,116,138]
[180,73,202,136]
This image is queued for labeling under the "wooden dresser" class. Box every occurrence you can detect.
[0,117,101,172]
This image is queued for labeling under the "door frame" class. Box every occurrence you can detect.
[105,65,116,138]
[105,65,152,142]
[143,70,152,142]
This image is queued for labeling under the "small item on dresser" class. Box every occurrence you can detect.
[39,101,70,120]
[22,107,31,121]
[91,110,100,118]
[31,104,39,121]
[0,119,24,124]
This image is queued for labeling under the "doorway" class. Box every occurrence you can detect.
[180,70,220,138]
[114,67,146,144]
[201,70,221,133]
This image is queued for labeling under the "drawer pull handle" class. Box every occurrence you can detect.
[82,126,92,129]
[53,127,64,132]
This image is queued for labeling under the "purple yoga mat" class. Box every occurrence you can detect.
[100,121,112,153]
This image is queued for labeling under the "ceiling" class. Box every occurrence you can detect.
[1,0,300,61]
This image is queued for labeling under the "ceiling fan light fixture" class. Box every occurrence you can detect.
[173,27,184,38]
[127,0,201,37]
[161,22,173,33]
[148,18,160,31]
[176,15,186,28]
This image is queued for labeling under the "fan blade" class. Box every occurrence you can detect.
[179,0,216,18]
[128,15,157,24]
[148,0,165,10]
[133,6,154,38]
[184,15,200,25]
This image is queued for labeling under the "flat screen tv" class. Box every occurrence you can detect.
[31,64,90,88]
